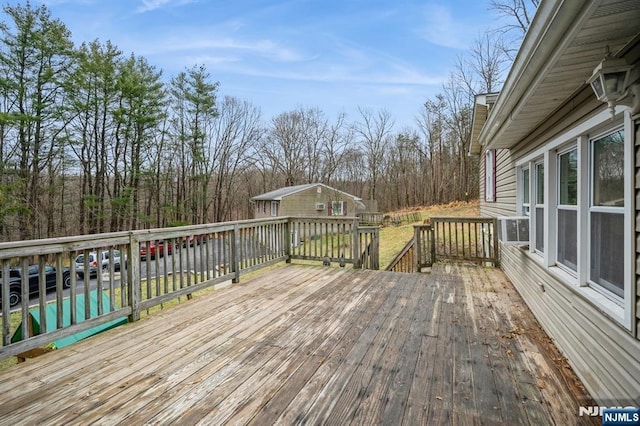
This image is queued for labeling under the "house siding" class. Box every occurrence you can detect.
[483,109,639,406]
[480,148,517,218]
[636,117,640,339]
[500,244,640,405]
[253,185,360,220]
[277,186,357,217]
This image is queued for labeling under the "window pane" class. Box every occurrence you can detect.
[536,164,544,204]
[593,130,624,207]
[535,207,544,252]
[559,149,577,205]
[523,168,530,204]
[590,212,624,297]
[332,201,343,216]
[557,209,577,271]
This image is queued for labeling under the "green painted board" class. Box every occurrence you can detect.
[11,291,127,349]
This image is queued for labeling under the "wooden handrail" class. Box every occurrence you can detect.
[1,216,379,358]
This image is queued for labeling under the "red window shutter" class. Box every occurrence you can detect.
[343,201,347,216]
[328,202,332,216]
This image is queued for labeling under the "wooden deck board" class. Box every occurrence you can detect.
[0,264,595,425]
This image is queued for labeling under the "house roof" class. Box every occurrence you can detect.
[251,183,363,202]
[471,0,640,152]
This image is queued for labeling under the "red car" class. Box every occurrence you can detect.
[182,234,206,247]
[140,240,173,260]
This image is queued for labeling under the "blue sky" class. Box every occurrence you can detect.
[32,0,499,129]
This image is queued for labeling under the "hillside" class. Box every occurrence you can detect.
[379,201,480,269]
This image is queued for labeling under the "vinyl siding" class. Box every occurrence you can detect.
[480,147,517,218]
[481,106,639,406]
[500,244,640,405]
[278,186,357,217]
[636,118,640,339]
[253,185,360,219]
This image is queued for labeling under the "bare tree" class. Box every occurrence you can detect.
[454,31,509,96]
[354,107,394,202]
[262,107,333,187]
[209,96,262,222]
[490,0,539,36]
[489,0,540,59]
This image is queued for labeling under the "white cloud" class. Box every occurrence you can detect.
[418,3,479,49]
[136,0,195,13]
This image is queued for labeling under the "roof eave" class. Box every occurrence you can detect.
[478,0,596,149]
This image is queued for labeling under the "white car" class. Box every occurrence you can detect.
[75,250,122,278]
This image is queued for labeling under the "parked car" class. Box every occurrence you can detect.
[0,265,72,308]
[182,234,206,247]
[75,250,121,279]
[140,240,173,260]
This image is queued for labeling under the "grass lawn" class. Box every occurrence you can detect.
[378,201,479,268]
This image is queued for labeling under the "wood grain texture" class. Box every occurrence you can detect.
[0,264,595,425]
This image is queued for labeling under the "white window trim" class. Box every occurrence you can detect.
[532,160,545,257]
[270,201,278,217]
[485,149,496,202]
[622,114,633,330]
[555,145,578,275]
[514,110,633,331]
[518,166,530,216]
[331,201,344,216]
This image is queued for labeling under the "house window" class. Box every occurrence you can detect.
[270,201,278,217]
[534,162,544,253]
[330,201,345,216]
[557,148,577,272]
[485,149,496,202]
[514,119,630,326]
[589,129,624,298]
[521,167,530,215]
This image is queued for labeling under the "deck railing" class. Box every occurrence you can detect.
[429,217,498,265]
[356,212,384,225]
[388,217,499,272]
[385,238,415,273]
[0,216,378,358]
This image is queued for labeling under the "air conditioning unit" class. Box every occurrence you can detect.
[497,216,530,245]
[315,202,325,211]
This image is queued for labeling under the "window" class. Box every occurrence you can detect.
[589,129,624,298]
[485,149,496,202]
[534,162,544,253]
[330,201,345,216]
[557,148,577,272]
[270,201,278,217]
[514,118,630,326]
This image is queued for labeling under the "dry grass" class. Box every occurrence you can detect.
[379,200,479,269]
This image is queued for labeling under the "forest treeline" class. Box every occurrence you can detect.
[0,2,536,242]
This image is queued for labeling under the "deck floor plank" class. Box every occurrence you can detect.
[0,264,594,425]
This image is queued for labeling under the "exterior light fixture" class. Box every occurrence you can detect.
[587,54,638,118]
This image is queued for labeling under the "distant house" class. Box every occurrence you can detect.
[470,0,639,407]
[251,183,365,219]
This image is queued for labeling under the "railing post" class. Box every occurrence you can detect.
[414,225,421,272]
[372,227,380,270]
[128,232,141,322]
[285,218,292,263]
[353,219,361,269]
[429,224,436,266]
[232,223,241,283]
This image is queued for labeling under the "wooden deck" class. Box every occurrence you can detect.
[0,264,595,425]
